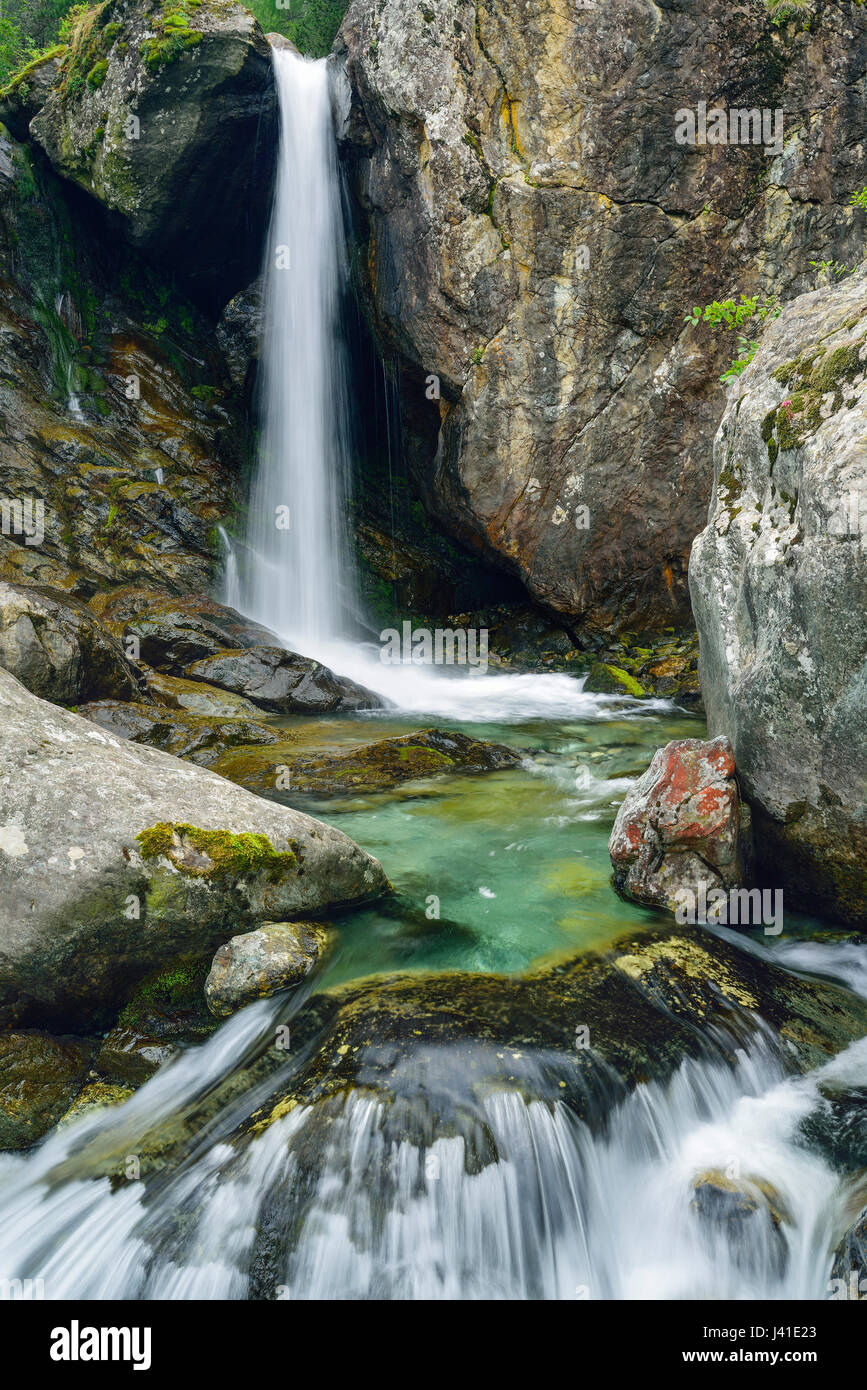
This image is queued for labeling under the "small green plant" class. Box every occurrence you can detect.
[766,0,813,25]
[850,188,867,211]
[684,294,781,382]
[809,258,853,279]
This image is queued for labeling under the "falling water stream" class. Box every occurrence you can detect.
[2,52,864,1302]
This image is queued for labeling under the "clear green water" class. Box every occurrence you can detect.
[276,704,709,987]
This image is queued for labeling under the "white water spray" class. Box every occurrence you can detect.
[237,50,355,649]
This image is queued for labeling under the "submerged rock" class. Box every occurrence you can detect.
[205,922,330,1018]
[0,668,388,1029]
[609,736,747,915]
[0,581,141,704]
[0,1030,95,1150]
[689,267,867,924]
[245,925,867,1141]
[213,727,521,798]
[29,0,277,306]
[185,646,383,714]
[56,1080,135,1130]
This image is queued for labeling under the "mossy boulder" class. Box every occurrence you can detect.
[138,668,263,718]
[89,587,280,674]
[213,727,521,799]
[29,0,277,306]
[97,955,217,1080]
[0,667,388,1029]
[0,1030,96,1149]
[584,662,646,697]
[242,925,867,1148]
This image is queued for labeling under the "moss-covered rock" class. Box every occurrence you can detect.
[75,698,277,764]
[213,726,521,799]
[0,1030,96,1149]
[584,662,646,698]
[29,0,277,306]
[0,666,388,1030]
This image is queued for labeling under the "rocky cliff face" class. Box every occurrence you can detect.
[689,266,867,924]
[0,117,247,597]
[333,0,867,639]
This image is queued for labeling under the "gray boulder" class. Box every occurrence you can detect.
[0,668,388,1028]
[0,581,142,704]
[185,646,384,713]
[29,0,277,305]
[205,921,330,1017]
[689,267,867,924]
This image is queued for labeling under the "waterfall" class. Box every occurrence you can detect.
[0,1001,860,1299]
[237,50,355,650]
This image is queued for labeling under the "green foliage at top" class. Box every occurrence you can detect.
[684,294,781,382]
[244,0,348,58]
[0,0,80,85]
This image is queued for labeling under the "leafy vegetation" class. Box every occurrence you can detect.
[684,294,781,382]
[245,0,348,58]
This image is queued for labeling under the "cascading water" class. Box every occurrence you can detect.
[3,50,861,1308]
[236,50,355,650]
[0,994,863,1300]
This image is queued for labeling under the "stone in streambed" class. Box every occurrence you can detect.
[185,646,383,713]
[0,667,388,1029]
[584,663,646,697]
[205,922,330,1018]
[0,581,142,704]
[75,699,277,766]
[244,925,867,1148]
[0,1030,95,1150]
[139,669,264,718]
[213,727,521,798]
[57,1081,136,1130]
[609,735,748,915]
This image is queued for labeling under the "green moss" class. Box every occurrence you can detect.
[0,45,66,100]
[136,823,303,879]
[117,957,209,1027]
[717,465,742,502]
[86,57,107,87]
